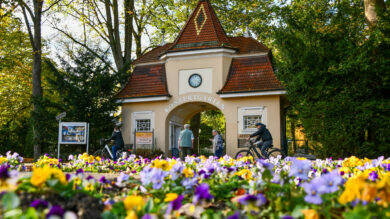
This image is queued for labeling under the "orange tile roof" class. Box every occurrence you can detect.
[115,64,170,99]
[228,36,269,54]
[133,43,172,65]
[167,0,234,52]
[218,56,283,94]
[134,37,269,65]
[117,0,283,99]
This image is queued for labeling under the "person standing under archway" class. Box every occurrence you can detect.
[210,130,224,158]
[178,124,194,160]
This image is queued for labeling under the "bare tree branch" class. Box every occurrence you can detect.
[53,26,116,72]
[21,5,36,50]
[42,0,62,13]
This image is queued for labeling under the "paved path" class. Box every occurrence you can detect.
[17,172,135,180]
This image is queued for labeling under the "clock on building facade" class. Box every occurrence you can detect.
[188,73,202,88]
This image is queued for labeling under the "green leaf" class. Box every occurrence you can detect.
[1,192,20,211]
[343,206,371,219]
[291,205,307,218]
[101,211,118,219]
[144,198,154,213]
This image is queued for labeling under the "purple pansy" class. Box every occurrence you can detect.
[141,214,153,219]
[193,183,213,204]
[76,168,84,175]
[99,176,109,184]
[181,177,197,190]
[46,205,65,218]
[226,212,240,219]
[368,171,379,181]
[301,179,323,204]
[166,195,184,214]
[289,159,312,180]
[30,199,48,209]
[318,171,343,194]
[0,165,9,180]
[238,194,267,206]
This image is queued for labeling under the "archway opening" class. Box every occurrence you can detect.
[165,102,225,157]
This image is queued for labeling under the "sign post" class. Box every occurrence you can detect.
[56,112,66,159]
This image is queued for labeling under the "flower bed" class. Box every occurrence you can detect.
[0,152,389,219]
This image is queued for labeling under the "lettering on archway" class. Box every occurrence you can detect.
[164,95,225,113]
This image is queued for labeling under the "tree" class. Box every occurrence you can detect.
[0,14,33,155]
[46,48,122,155]
[18,0,62,159]
[272,0,390,158]
[53,0,134,72]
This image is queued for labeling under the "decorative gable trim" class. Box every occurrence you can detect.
[194,4,208,35]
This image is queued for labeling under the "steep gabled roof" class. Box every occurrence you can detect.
[166,0,235,53]
[218,56,283,94]
[115,64,170,99]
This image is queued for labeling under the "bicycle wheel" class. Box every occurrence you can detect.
[94,149,107,159]
[267,148,286,159]
[235,150,254,159]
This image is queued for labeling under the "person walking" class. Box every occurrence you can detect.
[209,130,224,158]
[107,126,124,161]
[178,124,194,160]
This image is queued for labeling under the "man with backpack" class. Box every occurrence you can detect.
[247,123,273,158]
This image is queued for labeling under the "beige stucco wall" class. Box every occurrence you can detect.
[121,52,282,157]
[121,95,281,157]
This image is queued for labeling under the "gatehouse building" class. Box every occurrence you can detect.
[116,0,289,157]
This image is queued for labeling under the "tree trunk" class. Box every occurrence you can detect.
[124,0,134,63]
[190,113,201,155]
[364,0,386,26]
[32,0,43,160]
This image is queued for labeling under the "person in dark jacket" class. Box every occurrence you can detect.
[247,122,273,158]
[107,126,124,161]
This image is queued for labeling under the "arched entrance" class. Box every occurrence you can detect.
[164,101,225,156]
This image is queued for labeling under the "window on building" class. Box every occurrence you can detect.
[243,115,262,130]
[136,119,151,131]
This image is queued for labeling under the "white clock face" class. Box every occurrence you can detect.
[189,74,202,88]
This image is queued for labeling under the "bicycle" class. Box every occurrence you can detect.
[235,139,286,159]
[93,138,128,160]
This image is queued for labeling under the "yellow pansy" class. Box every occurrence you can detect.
[361,183,377,202]
[0,157,8,164]
[88,155,94,163]
[30,167,49,187]
[84,183,94,192]
[95,156,101,162]
[125,210,138,219]
[342,156,365,168]
[30,166,67,187]
[339,175,365,204]
[183,167,194,178]
[164,193,178,202]
[234,169,252,180]
[301,209,319,219]
[124,195,144,211]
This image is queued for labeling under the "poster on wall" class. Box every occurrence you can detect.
[59,122,88,144]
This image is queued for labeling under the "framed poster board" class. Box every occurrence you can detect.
[135,132,153,144]
[59,122,88,144]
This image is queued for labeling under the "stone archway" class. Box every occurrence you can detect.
[164,101,225,155]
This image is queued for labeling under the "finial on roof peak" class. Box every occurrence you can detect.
[160,28,166,46]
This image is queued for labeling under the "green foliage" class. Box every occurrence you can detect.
[0,15,33,156]
[272,0,390,158]
[46,48,122,156]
